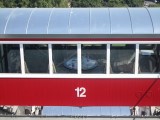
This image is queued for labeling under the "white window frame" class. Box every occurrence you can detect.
[20,44,25,74]
[48,44,53,75]
[0,41,159,79]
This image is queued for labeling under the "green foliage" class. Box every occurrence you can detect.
[16,0,29,7]
[126,0,144,7]
[0,0,68,8]
[29,0,68,8]
[29,0,53,7]
[0,1,4,7]
[52,0,68,7]
[103,0,108,6]
[108,0,127,7]
[0,0,146,7]
[71,0,104,7]
[59,0,69,7]
[3,0,16,7]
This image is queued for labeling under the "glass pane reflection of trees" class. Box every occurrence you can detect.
[110,44,135,74]
[0,44,21,73]
[24,44,49,73]
[0,44,160,74]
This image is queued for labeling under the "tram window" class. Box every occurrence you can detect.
[0,44,21,73]
[139,44,160,73]
[23,44,49,73]
[110,44,135,74]
[52,44,77,73]
[81,44,106,74]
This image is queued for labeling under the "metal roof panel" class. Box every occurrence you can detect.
[110,8,132,34]
[5,8,33,34]
[128,8,153,34]
[48,8,70,34]
[27,8,52,34]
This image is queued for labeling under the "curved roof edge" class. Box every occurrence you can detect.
[0,8,160,35]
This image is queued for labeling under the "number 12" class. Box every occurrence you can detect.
[75,87,86,97]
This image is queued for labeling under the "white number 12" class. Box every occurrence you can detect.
[75,87,86,97]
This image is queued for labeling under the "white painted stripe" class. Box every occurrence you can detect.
[0,73,159,79]
[4,9,17,34]
[68,8,72,34]
[26,8,36,34]
[89,8,91,34]
[146,7,155,34]
[47,8,54,34]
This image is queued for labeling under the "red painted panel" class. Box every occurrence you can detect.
[0,78,160,106]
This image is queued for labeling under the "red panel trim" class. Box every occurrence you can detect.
[0,38,160,41]
[0,78,160,106]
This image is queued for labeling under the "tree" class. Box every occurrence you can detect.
[103,0,109,6]
[0,0,145,8]
[0,0,4,8]
[28,0,68,8]
[15,0,30,7]
[108,0,127,7]
[59,0,69,7]
[29,0,53,7]
[3,0,16,7]
[126,0,144,7]
[52,0,68,7]
[71,0,104,7]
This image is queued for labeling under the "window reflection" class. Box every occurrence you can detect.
[110,44,135,74]
[82,44,106,74]
[24,44,49,73]
[52,44,77,73]
[0,44,21,73]
[2,43,160,75]
[139,44,160,73]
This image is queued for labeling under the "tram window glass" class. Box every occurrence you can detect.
[52,44,77,73]
[0,44,21,73]
[110,44,135,74]
[23,44,49,73]
[81,44,106,74]
[139,44,160,73]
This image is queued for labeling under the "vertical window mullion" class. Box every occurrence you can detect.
[78,44,81,74]
[107,44,110,74]
[48,44,53,74]
[20,44,25,74]
[0,45,4,72]
[135,44,139,74]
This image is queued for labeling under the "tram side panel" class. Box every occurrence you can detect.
[0,43,160,106]
[0,78,159,106]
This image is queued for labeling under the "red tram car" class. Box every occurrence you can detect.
[0,8,160,106]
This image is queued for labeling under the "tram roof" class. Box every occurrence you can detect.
[0,8,160,37]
